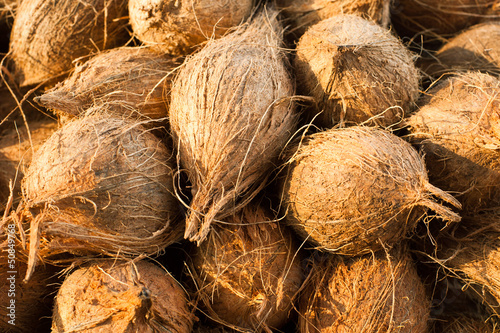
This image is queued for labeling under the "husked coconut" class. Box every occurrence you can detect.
[294,14,420,129]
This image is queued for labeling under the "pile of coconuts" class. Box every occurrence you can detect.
[1,0,500,331]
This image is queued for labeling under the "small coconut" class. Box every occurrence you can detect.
[294,14,420,129]
[128,0,255,56]
[16,112,183,281]
[190,204,304,332]
[422,22,500,78]
[51,259,195,333]
[299,246,430,332]
[0,229,60,333]
[280,126,460,256]
[391,0,498,38]
[34,46,182,123]
[169,8,298,244]
[431,316,497,333]
[8,0,129,87]
[404,71,500,213]
[0,117,58,211]
[276,0,390,38]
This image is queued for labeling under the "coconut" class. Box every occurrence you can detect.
[128,0,255,56]
[190,204,304,332]
[0,117,58,211]
[404,71,500,213]
[422,22,500,78]
[299,246,430,332]
[8,0,129,87]
[34,46,182,123]
[0,228,60,333]
[14,112,183,281]
[276,0,390,38]
[280,126,461,256]
[391,0,498,38]
[431,316,496,333]
[51,259,195,332]
[294,14,420,129]
[169,8,297,244]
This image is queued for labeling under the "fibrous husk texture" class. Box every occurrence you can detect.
[8,0,129,87]
[405,71,500,213]
[280,126,461,256]
[35,46,182,122]
[431,316,497,333]
[191,204,304,332]
[18,112,182,280]
[52,259,195,333]
[391,0,499,37]
[294,14,420,129]
[169,8,297,244]
[0,230,60,333]
[129,0,255,56]
[0,118,58,211]
[299,247,430,332]
[276,0,390,37]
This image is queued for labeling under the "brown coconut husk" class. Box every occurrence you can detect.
[294,14,420,129]
[299,246,430,332]
[391,0,498,39]
[404,71,500,214]
[280,126,461,256]
[7,0,129,87]
[276,0,391,38]
[169,7,298,244]
[190,204,304,332]
[52,259,195,333]
[0,117,58,211]
[9,112,183,281]
[422,22,500,78]
[129,0,255,56]
[431,316,497,333]
[34,46,182,123]
[0,227,60,333]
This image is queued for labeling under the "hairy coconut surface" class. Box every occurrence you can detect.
[15,112,183,281]
[170,8,297,244]
[0,229,60,333]
[52,259,195,333]
[280,126,460,256]
[405,71,500,213]
[299,247,430,332]
[191,204,304,332]
[0,117,58,211]
[8,0,129,87]
[431,316,497,333]
[391,0,499,38]
[34,46,182,123]
[129,0,255,56]
[276,0,390,37]
[422,22,500,78]
[294,14,419,129]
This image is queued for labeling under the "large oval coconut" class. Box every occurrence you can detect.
[299,247,430,332]
[34,46,182,123]
[280,126,460,256]
[128,0,255,56]
[169,8,298,244]
[52,259,195,332]
[190,204,304,332]
[405,71,500,213]
[8,0,129,87]
[0,117,58,211]
[276,0,390,37]
[391,0,498,38]
[294,14,420,129]
[17,112,183,280]
[422,22,500,78]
